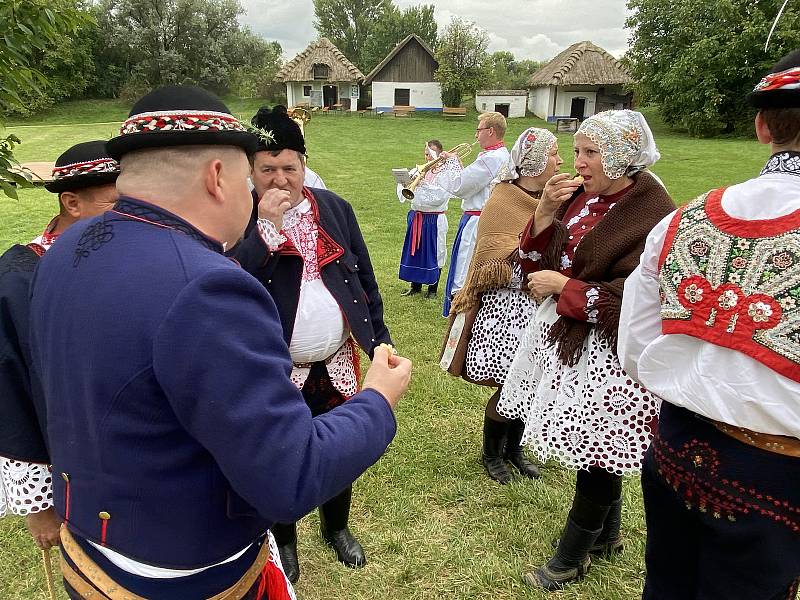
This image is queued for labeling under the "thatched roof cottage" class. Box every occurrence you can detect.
[276,38,364,111]
[527,41,633,122]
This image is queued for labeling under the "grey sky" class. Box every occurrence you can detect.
[239,0,632,64]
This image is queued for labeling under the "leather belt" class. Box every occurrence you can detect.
[709,420,800,458]
[59,525,271,600]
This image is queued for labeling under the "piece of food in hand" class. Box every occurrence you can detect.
[573,174,584,184]
[379,342,398,355]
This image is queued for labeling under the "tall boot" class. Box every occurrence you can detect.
[504,419,540,479]
[482,415,512,484]
[592,497,623,555]
[319,486,366,568]
[401,283,422,296]
[524,494,609,591]
[271,522,300,584]
[551,497,623,555]
[424,281,438,298]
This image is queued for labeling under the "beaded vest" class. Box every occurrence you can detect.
[658,187,800,383]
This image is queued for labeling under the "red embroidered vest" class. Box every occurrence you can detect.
[658,187,800,383]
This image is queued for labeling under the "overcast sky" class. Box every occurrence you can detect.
[239,0,633,64]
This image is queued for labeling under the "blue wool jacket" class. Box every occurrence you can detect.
[29,197,396,569]
[232,188,392,355]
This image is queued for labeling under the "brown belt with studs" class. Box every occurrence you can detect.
[59,525,271,599]
[710,420,800,458]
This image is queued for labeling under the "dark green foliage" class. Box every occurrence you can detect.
[486,51,542,90]
[313,0,394,71]
[626,0,800,137]
[434,18,490,108]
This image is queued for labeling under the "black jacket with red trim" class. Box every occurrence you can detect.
[231,187,392,356]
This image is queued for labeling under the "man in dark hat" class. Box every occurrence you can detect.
[232,105,393,583]
[29,86,410,599]
[619,48,800,599]
[0,141,119,550]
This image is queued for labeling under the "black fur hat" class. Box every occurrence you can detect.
[106,85,259,160]
[250,105,306,155]
[44,140,120,194]
[747,48,800,109]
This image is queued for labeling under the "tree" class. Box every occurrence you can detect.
[485,51,541,90]
[313,0,393,71]
[626,0,800,136]
[434,17,490,107]
[360,4,437,73]
[0,0,91,197]
[88,0,284,98]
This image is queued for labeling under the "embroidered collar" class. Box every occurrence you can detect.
[30,216,61,250]
[481,142,506,154]
[760,151,800,178]
[110,196,224,253]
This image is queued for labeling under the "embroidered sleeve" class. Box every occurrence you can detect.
[518,217,554,274]
[256,218,287,251]
[0,458,53,517]
[556,279,610,323]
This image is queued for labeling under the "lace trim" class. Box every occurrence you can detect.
[0,458,53,517]
[290,341,358,398]
[256,219,287,251]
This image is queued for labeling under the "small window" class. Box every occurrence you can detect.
[394,88,410,106]
[303,85,312,97]
[313,64,329,79]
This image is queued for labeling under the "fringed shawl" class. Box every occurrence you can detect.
[450,182,539,314]
[533,171,675,365]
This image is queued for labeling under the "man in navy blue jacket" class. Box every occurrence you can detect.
[29,85,411,600]
[231,105,393,583]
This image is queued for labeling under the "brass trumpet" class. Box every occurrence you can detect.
[402,141,477,200]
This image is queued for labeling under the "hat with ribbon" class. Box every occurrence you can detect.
[44,140,120,194]
[106,85,258,160]
[747,49,800,109]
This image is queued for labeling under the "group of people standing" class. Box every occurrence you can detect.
[0,48,797,599]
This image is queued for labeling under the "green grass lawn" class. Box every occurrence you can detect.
[0,101,773,600]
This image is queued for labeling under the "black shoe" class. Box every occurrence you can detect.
[322,527,367,568]
[482,415,512,484]
[424,283,438,298]
[523,518,602,591]
[504,419,540,479]
[401,284,422,296]
[277,538,300,584]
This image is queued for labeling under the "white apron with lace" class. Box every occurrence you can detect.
[465,265,536,384]
[0,458,53,517]
[497,297,660,475]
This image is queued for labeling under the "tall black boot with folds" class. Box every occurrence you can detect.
[504,419,541,479]
[271,522,300,584]
[524,493,609,591]
[319,485,366,568]
[593,497,624,555]
[425,281,438,298]
[482,415,512,484]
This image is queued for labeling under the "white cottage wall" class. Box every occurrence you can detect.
[527,87,554,120]
[371,82,442,111]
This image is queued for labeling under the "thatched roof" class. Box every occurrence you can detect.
[276,38,364,83]
[476,90,528,96]
[529,41,632,87]
[363,34,437,84]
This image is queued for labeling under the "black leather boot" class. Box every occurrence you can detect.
[551,497,623,555]
[592,497,623,555]
[482,415,512,484]
[424,282,438,298]
[319,486,366,568]
[401,283,422,296]
[504,419,540,479]
[523,517,603,591]
[271,522,300,584]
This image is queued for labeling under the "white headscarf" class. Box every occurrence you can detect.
[576,110,660,180]
[506,127,558,180]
